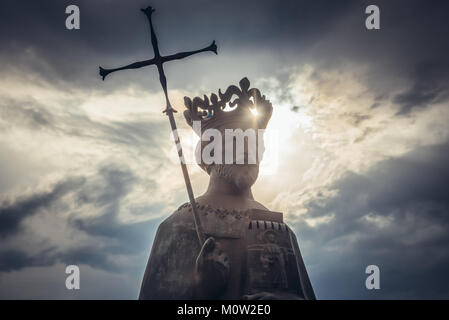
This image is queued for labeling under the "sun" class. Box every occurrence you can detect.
[259,102,308,176]
[250,108,259,116]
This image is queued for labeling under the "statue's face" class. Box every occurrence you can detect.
[208,121,264,190]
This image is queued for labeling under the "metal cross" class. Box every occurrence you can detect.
[99,5,216,245]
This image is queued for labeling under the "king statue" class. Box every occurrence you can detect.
[139,78,316,300]
[98,4,315,300]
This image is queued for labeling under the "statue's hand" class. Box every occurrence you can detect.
[194,237,230,298]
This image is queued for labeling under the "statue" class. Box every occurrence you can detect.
[139,78,316,300]
[98,4,315,300]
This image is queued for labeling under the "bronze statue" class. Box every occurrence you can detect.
[98,4,315,300]
[139,78,316,300]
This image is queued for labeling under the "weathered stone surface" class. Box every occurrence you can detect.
[139,203,315,300]
[139,78,315,300]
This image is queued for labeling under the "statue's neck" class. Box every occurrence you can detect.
[204,171,254,200]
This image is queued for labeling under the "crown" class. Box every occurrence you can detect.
[183,77,273,133]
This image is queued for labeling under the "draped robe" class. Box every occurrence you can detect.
[139,202,315,300]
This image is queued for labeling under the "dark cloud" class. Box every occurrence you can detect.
[56,246,122,273]
[0,165,162,274]
[394,60,449,115]
[1,0,449,299]
[0,98,54,130]
[297,142,449,298]
[1,0,447,115]
[354,127,378,143]
[69,166,161,254]
[0,247,56,272]
[0,177,85,238]
[0,96,168,157]
[343,112,372,127]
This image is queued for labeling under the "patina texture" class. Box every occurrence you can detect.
[139,202,315,299]
[140,78,315,300]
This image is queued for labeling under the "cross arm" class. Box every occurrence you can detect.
[162,41,217,63]
[99,58,157,80]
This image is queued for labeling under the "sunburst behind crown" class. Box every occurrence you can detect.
[183,77,273,133]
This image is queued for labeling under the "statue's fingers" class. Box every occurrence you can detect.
[201,237,216,254]
[196,237,215,271]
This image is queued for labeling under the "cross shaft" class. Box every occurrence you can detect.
[99,5,217,245]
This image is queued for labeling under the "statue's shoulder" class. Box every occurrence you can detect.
[158,202,196,231]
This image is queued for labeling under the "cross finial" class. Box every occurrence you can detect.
[99,5,217,114]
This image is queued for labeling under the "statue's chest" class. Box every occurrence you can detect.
[194,205,283,239]
[187,206,302,298]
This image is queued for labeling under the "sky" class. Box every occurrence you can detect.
[0,0,448,299]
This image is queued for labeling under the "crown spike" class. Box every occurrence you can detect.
[239,77,250,92]
[203,95,210,107]
[211,93,218,104]
[184,96,192,108]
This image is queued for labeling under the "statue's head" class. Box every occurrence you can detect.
[184,78,273,190]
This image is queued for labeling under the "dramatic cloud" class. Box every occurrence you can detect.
[0,165,162,297]
[0,0,448,299]
[291,143,449,299]
[0,177,85,238]
[394,60,449,115]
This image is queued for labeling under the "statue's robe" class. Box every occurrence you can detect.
[139,203,316,300]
